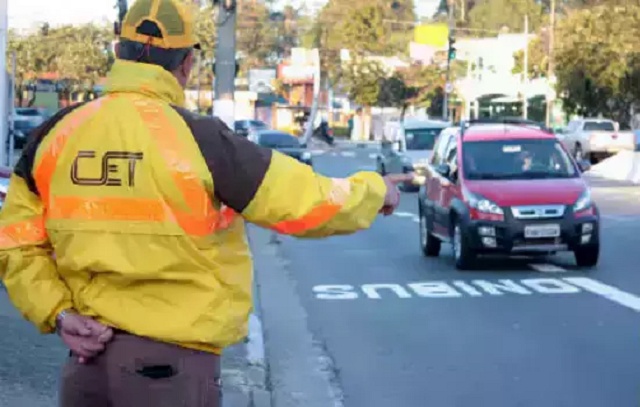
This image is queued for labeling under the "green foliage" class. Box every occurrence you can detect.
[467,0,545,33]
[553,4,640,123]
[341,6,386,55]
[338,58,387,107]
[512,36,549,78]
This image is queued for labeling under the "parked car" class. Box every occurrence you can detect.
[559,118,635,163]
[376,118,451,192]
[418,120,599,270]
[234,119,268,137]
[249,130,312,167]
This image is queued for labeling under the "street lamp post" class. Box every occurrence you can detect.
[545,0,556,128]
[443,0,455,121]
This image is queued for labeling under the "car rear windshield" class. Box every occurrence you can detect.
[583,121,614,131]
[405,128,444,150]
[462,139,578,180]
[258,132,300,148]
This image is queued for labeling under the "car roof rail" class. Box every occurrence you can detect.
[459,117,552,139]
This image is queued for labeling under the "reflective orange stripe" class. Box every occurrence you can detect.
[35,96,234,237]
[47,196,170,222]
[34,98,110,205]
[131,99,233,235]
[271,203,341,234]
[0,217,47,249]
[270,178,351,234]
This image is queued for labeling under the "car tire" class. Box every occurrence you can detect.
[574,246,599,268]
[452,218,477,270]
[419,207,441,257]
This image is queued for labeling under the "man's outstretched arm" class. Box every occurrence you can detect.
[180,112,411,237]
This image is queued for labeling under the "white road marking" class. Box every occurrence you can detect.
[312,277,584,300]
[564,277,640,312]
[528,264,567,273]
[394,211,415,218]
[369,153,378,159]
[340,151,356,157]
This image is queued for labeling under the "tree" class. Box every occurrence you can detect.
[512,35,549,79]
[553,4,640,124]
[236,0,278,72]
[310,0,416,85]
[339,58,386,108]
[467,0,545,34]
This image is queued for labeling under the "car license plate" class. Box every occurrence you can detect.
[524,224,560,238]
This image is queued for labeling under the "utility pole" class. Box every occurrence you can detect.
[116,0,128,34]
[443,0,455,121]
[0,0,8,166]
[213,0,237,128]
[523,14,529,120]
[545,0,556,128]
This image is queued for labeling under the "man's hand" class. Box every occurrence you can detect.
[58,312,113,364]
[380,173,415,216]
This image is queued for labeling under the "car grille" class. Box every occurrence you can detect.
[511,205,566,220]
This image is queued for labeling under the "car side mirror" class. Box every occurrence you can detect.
[434,163,451,178]
[577,159,591,173]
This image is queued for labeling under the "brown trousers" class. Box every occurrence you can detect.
[59,331,222,407]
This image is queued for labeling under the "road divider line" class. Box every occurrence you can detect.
[368,153,378,159]
[563,277,640,312]
[393,211,415,218]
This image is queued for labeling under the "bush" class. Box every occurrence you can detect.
[332,126,350,138]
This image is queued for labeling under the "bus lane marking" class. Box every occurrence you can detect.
[312,277,640,314]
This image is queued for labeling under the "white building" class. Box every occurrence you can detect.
[452,33,553,121]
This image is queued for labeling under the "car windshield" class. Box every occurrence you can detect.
[462,139,578,180]
[258,132,299,148]
[405,128,444,150]
[583,121,614,131]
[14,120,35,130]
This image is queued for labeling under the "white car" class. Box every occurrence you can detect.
[559,118,636,163]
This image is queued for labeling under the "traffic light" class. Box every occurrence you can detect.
[447,35,456,61]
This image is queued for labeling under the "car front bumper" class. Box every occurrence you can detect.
[463,210,599,255]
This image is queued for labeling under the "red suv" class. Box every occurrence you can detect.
[417,121,599,270]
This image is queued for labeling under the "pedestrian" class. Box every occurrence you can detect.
[0,0,413,406]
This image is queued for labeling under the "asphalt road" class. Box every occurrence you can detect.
[260,144,640,407]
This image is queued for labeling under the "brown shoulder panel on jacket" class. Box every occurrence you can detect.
[14,102,89,195]
[171,107,273,213]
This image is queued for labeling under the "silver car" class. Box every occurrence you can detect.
[376,119,451,191]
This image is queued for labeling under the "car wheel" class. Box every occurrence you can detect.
[574,245,599,268]
[419,207,441,257]
[573,144,584,162]
[452,219,476,270]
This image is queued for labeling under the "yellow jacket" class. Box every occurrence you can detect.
[0,60,386,353]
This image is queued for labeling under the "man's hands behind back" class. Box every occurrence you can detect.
[58,312,113,364]
[380,173,415,216]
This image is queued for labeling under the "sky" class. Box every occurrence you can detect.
[8,0,440,30]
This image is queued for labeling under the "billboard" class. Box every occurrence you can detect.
[248,69,277,93]
[277,64,315,85]
[414,23,449,48]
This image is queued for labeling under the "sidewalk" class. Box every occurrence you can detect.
[222,338,271,407]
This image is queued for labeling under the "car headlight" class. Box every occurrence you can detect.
[466,191,503,215]
[573,189,592,213]
[301,151,312,161]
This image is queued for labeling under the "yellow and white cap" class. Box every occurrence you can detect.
[120,0,200,50]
